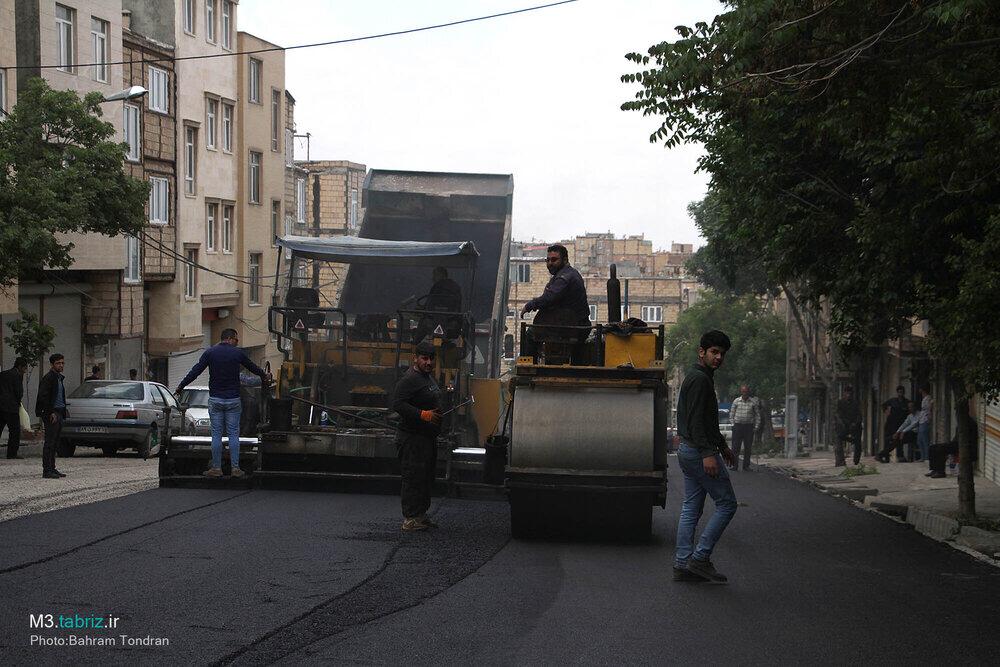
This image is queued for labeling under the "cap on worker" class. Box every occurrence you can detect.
[415,339,436,357]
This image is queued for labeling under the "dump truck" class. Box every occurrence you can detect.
[159,170,512,485]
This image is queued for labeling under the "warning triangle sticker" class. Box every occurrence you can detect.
[293,319,306,331]
[433,325,445,335]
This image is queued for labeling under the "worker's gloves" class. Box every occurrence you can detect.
[420,409,442,425]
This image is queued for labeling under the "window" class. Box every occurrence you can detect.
[125,236,141,282]
[56,5,75,72]
[589,304,597,322]
[184,126,197,195]
[503,334,514,359]
[205,0,216,43]
[206,203,217,252]
[221,1,232,49]
[222,204,233,253]
[349,188,359,229]
[249,253,261,304]
[185,250,197,298]
[271,90,280,151]
[249,151,261,203]
[0,69,6,116]
[148,177,168,225]
[271,200,281,244]
[515,263,531,283]
[91,18,108,82]
[248,59,261,103]
[641,305,662,323]
[123,104,140,161]
[183,0,195,34]
[295,178,306,222]
[149,67,169,113]
[205,98,217,149]
[221,102,233,152]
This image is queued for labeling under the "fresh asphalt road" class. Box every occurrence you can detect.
[2,463,1000,665]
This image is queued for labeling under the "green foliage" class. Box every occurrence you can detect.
[665,291,786,404]
[4,309,55,367]
[622,0,1000,401]
[0,77,148,287]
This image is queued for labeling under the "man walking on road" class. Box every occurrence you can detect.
[729,384,761,471]
[878,385,909,462]
[0,358,28,460]
[175,329,270,478]
[392,339,443,532]
[674,330,738,584]
[917,384,933,462]
[835,386,863,467]
[35,353,67,479]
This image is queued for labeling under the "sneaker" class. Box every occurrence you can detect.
[401,518,428,532]
[230,468,246,479]
[672,566,704,582]
[687,559,728,584]
[203,468,224,478]
[417,515,438,529]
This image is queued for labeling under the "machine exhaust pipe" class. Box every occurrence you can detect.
[607,264,622,323]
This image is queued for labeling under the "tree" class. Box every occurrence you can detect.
[0,77,148,287]
[622,0,1000,516]
[4,309,55,387]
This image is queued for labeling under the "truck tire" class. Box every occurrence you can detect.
[57,440,76,457]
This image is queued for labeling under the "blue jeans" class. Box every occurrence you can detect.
[674,444,738,568]
[208,397,242,470]
[917,422,931,462]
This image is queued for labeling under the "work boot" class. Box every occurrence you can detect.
[687,559,728,584]
[54,470,66,477]
[203,468,224,478]
[417,515,438,529]
[929,471,946,479]
[401,518,428,532]
[672,566,704,583]
[42,471,61,479]
[230,468,246,479]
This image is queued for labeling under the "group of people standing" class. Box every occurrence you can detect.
[0,353,72,478]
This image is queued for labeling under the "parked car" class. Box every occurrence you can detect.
[718,408,733,445]
[59,381,188,458]
[179,386,210,435]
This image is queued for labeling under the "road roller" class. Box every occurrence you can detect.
[505,266,668,539]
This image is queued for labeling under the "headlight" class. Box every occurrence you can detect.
[196,419,210,426]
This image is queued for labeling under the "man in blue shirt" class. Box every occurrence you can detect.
[176,329,270,478]
[35,353,68,479]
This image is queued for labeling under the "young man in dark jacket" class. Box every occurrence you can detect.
[0,357,28,459]
[674,330,737,584]
[35,353,68,478]
[392,339,442,532]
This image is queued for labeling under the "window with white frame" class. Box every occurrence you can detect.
[205,0,216,43]
[184,126,197,195]
[148,177,168,225]
[185,250,197,297]
[515,263,531,283]
[249,59,261,103]
[271,90,280,151]
[296,178,306,222]
[349,188,359,229]
[149,67,168,113]
[221,102,233,152]
[249,151,261,203]
[91,18,108,82]
[56,5,75,72]
[249,253,261,304]
[123,104,140,161]
[641,305,662,323]
[271,200,281,243]
[205,98,217,149]
[125,235,141,282]
[589,304,597,322]
[222,204,233,253]
[206,202,217,252]
[221,1,232,49]
[183,0,195,34]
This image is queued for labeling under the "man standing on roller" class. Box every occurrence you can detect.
[392,339,443,532]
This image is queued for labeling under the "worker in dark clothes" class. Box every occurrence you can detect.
[0,358,28,459]
[519,244,590,359]
[392,339,443,532]
[674,330,737,584]
[835,386,864,467]
[35,353,68,479]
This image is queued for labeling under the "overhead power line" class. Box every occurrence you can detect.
[0,0,579,71]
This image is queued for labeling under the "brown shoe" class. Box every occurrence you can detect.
[230,468,246,479]
[401,518,428,532]
[203,468,224,478]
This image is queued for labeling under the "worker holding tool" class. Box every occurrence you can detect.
[391,339,443,532]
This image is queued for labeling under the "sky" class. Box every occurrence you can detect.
[237,0,723,251]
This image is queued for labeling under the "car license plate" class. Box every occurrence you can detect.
[78,426,109,434]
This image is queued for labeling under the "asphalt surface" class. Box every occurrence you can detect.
[2,463,1000,665]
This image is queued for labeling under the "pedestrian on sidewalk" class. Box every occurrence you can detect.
[883,401,919,462]
[729,384,761,471]
[880,385,908,462]
[917,384,933,462]
[84,365,102,381]
[673,329,737,584]
[835,386,863,467]
[0,358,28,460]
[392,339,443,532]
[175,329,271,478]
[35,353,67,479]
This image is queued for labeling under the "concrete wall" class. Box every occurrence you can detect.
[120,0,173,46]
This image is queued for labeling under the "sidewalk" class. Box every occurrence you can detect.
[758,450,1000,561]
